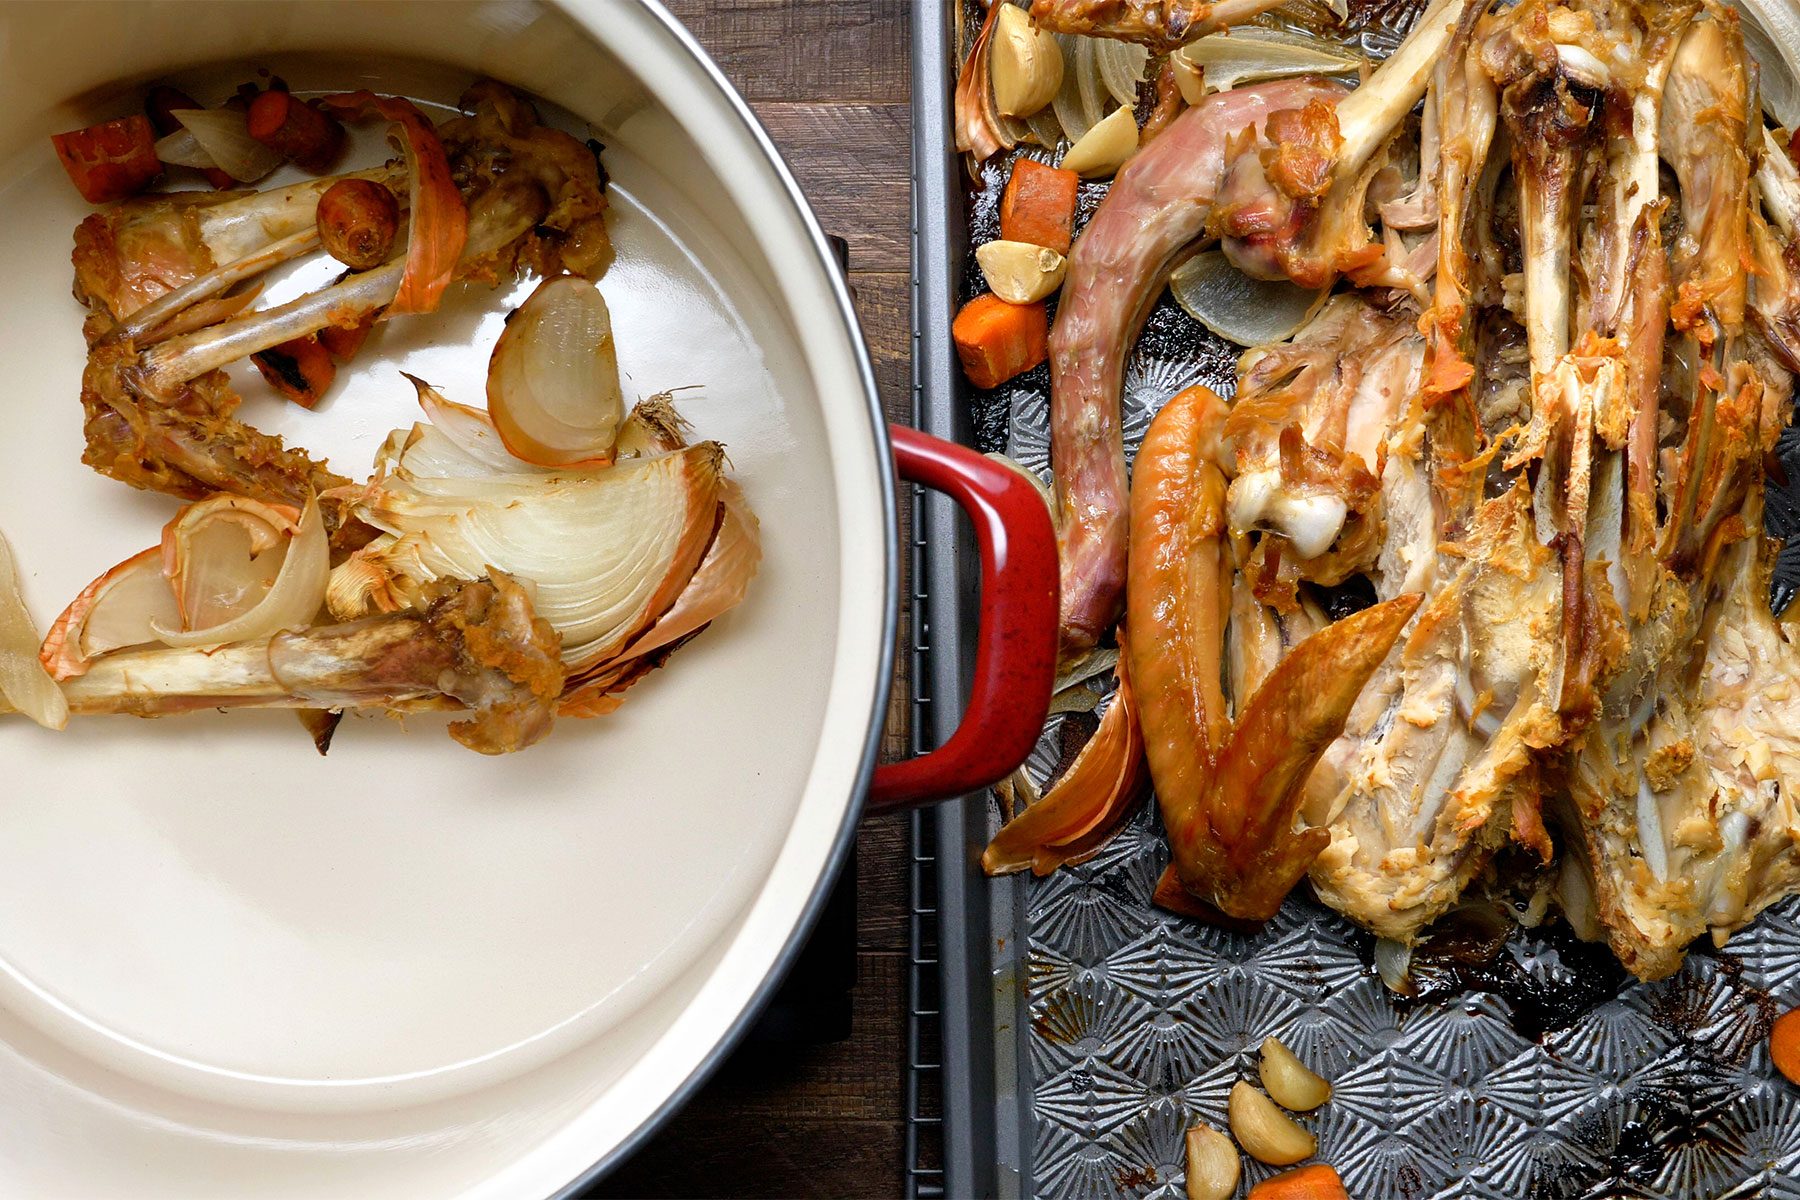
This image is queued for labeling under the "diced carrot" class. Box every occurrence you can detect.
[953,294,1048,390]
[319,313,378,364]
[316,270,382,363]
[247,89,345,173]
[51,116,161,204]
[252,335,336,408]
[1247,1164,1348,1200]
[1772,1006,1800,1084]
[1001,159,1079,254]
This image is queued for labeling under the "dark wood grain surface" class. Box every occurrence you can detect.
[594,3,917,1197]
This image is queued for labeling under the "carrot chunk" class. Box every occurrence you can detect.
[1772,1006,1800,1084]
[51,116,161,204]
[1000,159,1079,254]
[1247,1164,1349,1200]
[247,89,345,173]
[953,294,1048,390]
[252,335,337,408]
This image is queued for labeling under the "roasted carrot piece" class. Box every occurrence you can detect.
[1001,159,1080,254]
[318,313,378,364]
[954,294,1048,389]
[1247,1164,1349,1200]
[1772,1007,1800,1084]
[252,335,336,408]
[317,269,383,363]
[51,116,161,204]
[247,89,345,173]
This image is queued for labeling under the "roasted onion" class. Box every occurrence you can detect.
[1168,250,1329,346]
[340,413,724,671]
[0,528,68,729]
[152,495,329,649]
[173,107,284,183]
[1177,29,1364,96]
[487,275,626,468]
[39,548,180,680]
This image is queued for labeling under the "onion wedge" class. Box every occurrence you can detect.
[151,495,329,649]
[1168,250,1329,347]
[405,375,554,476]
[981,648,1146,876]
[0,529,68,729]
[39,547,181,680]
[342,431,725,670]
[955,0,1021,160]
[557,409,761,714]
[609,479,759,663]
[172,108,283,183]
[317,92,467,315]
[487,275,626,468]
[161,495,300,631]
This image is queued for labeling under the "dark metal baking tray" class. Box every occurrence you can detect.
[908,4,1800,1198]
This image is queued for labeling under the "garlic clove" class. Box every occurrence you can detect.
[1184,1123,1241,1200]
[992,4,1063,119]
[1259,1036,1333,1112]
[976,239,1069,303]
[1227,1081,1316,1166]
[1059,104,1137,178]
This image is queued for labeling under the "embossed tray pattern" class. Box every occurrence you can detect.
[941,5,1800,1192]
[974,327,1800,1198]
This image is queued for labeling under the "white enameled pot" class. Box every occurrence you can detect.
[0,2,1057,1195]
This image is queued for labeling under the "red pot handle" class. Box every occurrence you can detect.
[867,426,1059,812]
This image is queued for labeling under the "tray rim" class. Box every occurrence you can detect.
[909,1,1038,1195]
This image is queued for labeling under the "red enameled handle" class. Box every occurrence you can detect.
[867,426,1059,812]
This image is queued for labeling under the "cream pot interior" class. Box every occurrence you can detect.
[0,2,890,1195]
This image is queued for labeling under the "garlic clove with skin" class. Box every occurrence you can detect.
[1227,1081,1316,1166]
[991,4,1063,119]
[976,239,1069,303]
[1259,1036,1332,1111]
[1183,1123,1241,1200]
[1059,104,1137,178]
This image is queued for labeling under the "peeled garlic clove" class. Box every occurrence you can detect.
[1228,1081,1316,1166]
[1259,1036,1332,1112]
[976,239,1069,304]
[1060,104,1137,178]
[1184,1123,1240,1200]
[992,4,1063,119]
[1171,48,1206,107]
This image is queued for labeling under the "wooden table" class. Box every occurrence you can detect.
[594,3,918,1196]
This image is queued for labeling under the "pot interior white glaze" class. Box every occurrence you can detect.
[0,2,889,1195]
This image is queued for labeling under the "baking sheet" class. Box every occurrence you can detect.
[915,2,1800,1196]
